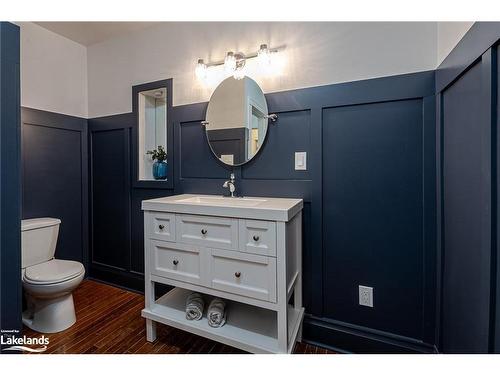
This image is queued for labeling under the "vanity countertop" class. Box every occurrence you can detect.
[141,194,303,222]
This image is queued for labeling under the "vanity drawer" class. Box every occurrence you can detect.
[148,212,176,242]
[209,249,276,302]
[150,240,202,285]
[239,219,276,256]
[176,214,238,250]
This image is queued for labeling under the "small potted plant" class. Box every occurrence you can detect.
[146,145,168,180]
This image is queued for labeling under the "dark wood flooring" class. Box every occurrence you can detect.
[23,280,333,354]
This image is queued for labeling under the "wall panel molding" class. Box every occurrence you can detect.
[21,107,88,271]
[436,22,500,353]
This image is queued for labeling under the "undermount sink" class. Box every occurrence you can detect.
[176,195,267,208]
[141,194,303,221]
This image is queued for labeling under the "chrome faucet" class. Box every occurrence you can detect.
[223,173,236,197]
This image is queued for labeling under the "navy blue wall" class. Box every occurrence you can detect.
[88,114,175,291]
[322,98,433,342]
[435,23,500,353]
[21,108,88,269]
[89,70,437,353]
[0,22,21,342]
[496,43,500,352]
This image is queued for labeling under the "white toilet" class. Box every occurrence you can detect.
[21,218,85,333]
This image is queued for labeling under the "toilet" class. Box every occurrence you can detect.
[21,218,85,333]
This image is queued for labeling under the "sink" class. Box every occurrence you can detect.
[142,194,303,221]
[176,196,267,208]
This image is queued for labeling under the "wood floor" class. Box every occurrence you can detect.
[23,280,334,354]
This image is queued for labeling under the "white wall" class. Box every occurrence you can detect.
[18,22,473,119]
[437,22,474,65]
[87,22,438,118]
[17,22,88,118]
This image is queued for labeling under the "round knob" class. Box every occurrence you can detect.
[158,224,164,230]
[253,235,260,242]
[201,229,207,235]
[235,272,241,278]
[173,259,179,266]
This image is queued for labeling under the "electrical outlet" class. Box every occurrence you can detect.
[359,285,373,307]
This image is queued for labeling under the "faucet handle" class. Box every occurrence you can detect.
[230,173,235,181]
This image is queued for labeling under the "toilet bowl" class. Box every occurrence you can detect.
[21,218,85,333]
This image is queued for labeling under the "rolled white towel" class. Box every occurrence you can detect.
[207,298,227,328]
[186,292,204,321]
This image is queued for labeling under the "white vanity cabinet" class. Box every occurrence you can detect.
[141,194,304,353]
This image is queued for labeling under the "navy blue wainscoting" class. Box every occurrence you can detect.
[496,43,500,353]
[0,22,21,341]
[322,98,434,345]
[436,23,500,353]
[21,108,88,269]
[88,114,175,292]
[88,70,437,353]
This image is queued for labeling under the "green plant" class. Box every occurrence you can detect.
[146,145,167,163]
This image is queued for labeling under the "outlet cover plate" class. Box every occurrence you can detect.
[359,285,374,307]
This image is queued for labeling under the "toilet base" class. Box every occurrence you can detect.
[23,293,76,333]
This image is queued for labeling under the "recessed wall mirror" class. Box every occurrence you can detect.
[204,76,275,166]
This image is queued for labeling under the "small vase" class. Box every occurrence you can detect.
[152,161,167,180]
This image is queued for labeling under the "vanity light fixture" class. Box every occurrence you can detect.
[195,43,283,81]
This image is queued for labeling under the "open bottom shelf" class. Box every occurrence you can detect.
[141,287,304,353]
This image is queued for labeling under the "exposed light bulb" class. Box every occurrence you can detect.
[233,54,246,80]
[224,51,236,73]
[195,59,207,80]
[258,44,271,67]
[233,65,246,80]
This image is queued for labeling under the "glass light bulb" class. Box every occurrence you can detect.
[258,44,271,67]
[224,52,236,73]
[195,59,207,80]
[233,66,245,80]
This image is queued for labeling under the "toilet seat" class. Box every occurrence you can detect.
[24,259,84,285]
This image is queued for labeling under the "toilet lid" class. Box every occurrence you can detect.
[24,259,84,284]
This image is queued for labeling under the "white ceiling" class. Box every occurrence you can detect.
[34,22,157,46]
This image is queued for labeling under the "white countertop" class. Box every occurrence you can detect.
[141,194,303,222]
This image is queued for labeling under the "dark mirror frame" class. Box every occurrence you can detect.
[131,78,174,189]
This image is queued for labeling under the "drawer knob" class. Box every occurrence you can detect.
[173,259,179,266]
[235,271,241,278]
[158,224,164,230]
[201,229,207,235]
[253,235,260,242]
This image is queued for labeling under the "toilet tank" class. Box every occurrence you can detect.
[21,218,61,269]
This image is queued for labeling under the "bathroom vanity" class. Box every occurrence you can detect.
[141,194,304,353]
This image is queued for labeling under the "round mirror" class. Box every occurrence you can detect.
[205,76,269,166]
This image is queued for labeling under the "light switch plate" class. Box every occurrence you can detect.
[295,152,307,170]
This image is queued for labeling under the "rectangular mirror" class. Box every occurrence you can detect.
[138,87,167,180]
